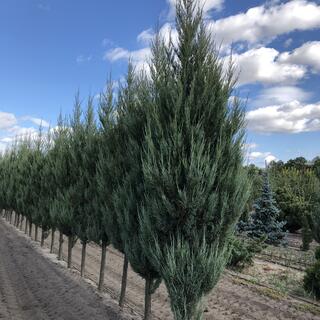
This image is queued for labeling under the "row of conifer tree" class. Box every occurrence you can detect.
[0,1,250,319]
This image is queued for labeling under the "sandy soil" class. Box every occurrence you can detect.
[0,218,136,320]
[2,216,320,320]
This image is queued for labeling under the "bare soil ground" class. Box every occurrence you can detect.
[0,218,136,320]
[2,216,320,320]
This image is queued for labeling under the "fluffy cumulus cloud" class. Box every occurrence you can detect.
[248,151,277,165]
[208,0,320,46]
[247,100,320,133]
[278,41,320,72]
[0,110,50,152]
[232,47,306,85]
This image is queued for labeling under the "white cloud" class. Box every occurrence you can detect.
[265,155,277,164]
[8,125,38,137]
[245,142,258,150]
[137,29,154,44]
[102,38,114,47]
[0,112,17,129]
[278,41,320,72]
[247,100,320,133]
[37,3,51,11]
[208,0,320,46]
[232,47,306,85]
[21,116,50,128]
[254,86,312,107]
[76,55,92,63]
[248,151,277,165]
[284,38,293,48]
[104,47,151,72]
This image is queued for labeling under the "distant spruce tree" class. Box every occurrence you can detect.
[247,171,286,246]
[138,1,250,319]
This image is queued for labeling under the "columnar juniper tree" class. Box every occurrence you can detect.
[29,130,46,243]
[96,82,128,303]
[138,1,250,319]
[50,114,73,262]
[71,98,98,277]
[16,138,35,238]
[37,131,55,247]
[113,66,161,320]
[247,171,286,246]
[53,100,85,269]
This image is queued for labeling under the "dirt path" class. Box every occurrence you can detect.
[2,216,320,320]
[0,218,134,320]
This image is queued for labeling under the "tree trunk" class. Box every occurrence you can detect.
[67,235,73,268]
[29,221,32,238]
[58,231,63,260]
[144,276,152,320]
[19,216,24,230]
[14,212,17,226]
[98,241,107,292]
[25,219,28,234]
[9,211,13,224]
[50,229,55,254]
[35,225,38,242]
[80,241,87,277]
[41,229,45,247]
[16,214,20,228]
[119,254,129,308]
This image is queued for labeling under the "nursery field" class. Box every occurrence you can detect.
[1,216,320,320]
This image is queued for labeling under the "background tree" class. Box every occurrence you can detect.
[247,171,286,246]
[138,1,250,319]
[271,167,320,249]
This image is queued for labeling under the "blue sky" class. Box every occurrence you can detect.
[0,0,319,166]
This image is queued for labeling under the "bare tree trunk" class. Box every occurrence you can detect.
[16,213,20,228]
[25,219,28,234]
[67,236,73,268]
[29,221,32,238]
[144,276,152,320]
[98,241,107,291]
[50,229,55,254]
[9,211,13,224]
[14,212,17,226]
[35,225,39,242]
[58,231,63,260]
[119,254,129,308]
[80,241,87,277]
[41,229,45,247]
[19,216,24,230]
